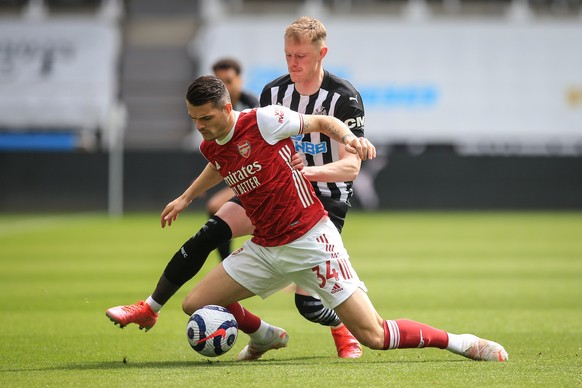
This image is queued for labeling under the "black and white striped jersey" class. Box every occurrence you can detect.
[259,70,365,204]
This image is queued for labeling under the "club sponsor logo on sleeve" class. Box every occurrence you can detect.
[274,108,285,123]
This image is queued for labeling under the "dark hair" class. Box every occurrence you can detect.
[186,75,230,107]
[212,58,242,76]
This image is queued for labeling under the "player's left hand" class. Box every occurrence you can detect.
[345,137,376,161]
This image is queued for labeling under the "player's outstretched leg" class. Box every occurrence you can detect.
[382,319,508,361]
[335,290,508,362]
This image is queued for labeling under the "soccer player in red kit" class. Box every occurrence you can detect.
[106,17,507,362]
[107,15,368,359]
[164,75,508,362]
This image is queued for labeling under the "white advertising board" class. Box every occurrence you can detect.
[0,20,121,132]
[193,16,582,154]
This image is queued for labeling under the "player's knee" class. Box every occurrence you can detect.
[216,202,253,237]
[184,215,232,258]
[295,294,341,326]
[206,197,223,214]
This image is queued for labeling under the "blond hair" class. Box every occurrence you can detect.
[284,16,327,48]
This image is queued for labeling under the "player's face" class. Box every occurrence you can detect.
[187,101,233,141]
[284,37,325,84]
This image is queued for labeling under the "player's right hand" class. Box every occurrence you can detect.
[345,137,376,161]
[161,197,191,228]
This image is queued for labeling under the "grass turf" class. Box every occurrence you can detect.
[1,211,581,387]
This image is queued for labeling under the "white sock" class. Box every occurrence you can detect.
[145,296,162,313]
[249,320,271,342]
[446,333,476,354]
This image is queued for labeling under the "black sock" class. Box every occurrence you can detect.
[150,215,232,305]
[295,294,342,327]
[151,274,180,307]
[217,240,232,261]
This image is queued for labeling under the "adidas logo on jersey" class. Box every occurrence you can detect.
[331,283,343,294]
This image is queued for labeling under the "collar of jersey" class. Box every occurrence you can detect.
[216,111,240,145]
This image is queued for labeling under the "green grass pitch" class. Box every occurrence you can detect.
[1,211,581,387]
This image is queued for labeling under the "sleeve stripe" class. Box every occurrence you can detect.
[292,169,314,208]
[279,144,314,208]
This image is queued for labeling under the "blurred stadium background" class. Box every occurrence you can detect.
[1,0,581,214]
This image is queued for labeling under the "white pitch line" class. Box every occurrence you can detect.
[0,212,104,238]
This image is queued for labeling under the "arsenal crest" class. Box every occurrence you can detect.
[238,141,251,158]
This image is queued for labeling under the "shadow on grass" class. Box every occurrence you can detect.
[4,356,464,373]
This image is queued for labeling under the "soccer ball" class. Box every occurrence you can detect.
[186,305,238,357]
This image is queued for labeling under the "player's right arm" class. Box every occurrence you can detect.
[161,163,223,228]
[299,91,367,181]
[302,114,376,161]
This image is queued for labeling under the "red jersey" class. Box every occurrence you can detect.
[200,105,327,247]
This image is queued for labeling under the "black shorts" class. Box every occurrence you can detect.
[227,195,350,234]
[227,195,242,207]
[318,196,350,234]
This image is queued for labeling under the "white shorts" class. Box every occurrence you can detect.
[222,216,366,309]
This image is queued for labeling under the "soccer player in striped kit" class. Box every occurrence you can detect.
[258,16,368,358]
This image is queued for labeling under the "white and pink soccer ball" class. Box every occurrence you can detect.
[186,305,238,357]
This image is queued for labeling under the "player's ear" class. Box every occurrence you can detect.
[224,102,233,113]
[320,46,328,59]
